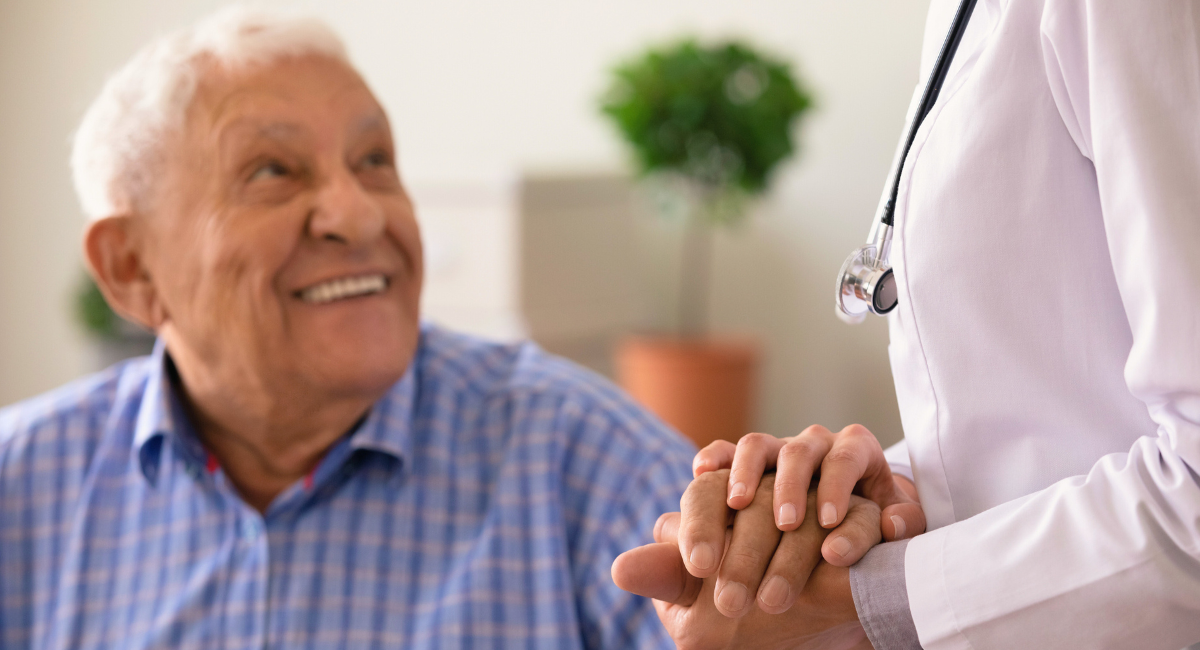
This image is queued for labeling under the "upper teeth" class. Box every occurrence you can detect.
[300,274,388,304]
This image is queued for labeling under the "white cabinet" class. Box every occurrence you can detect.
[408,170,675,377]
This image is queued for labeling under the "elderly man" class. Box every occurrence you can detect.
[0,8,693,649]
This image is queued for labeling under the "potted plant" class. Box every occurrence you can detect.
[599,39,812,448]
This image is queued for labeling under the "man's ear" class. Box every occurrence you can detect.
[83,216,166,332]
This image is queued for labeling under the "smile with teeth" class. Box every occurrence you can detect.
[298,274,389,304]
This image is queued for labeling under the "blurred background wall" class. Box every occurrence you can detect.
[0,0,931,446]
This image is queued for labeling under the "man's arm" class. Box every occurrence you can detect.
[551,385,697,650]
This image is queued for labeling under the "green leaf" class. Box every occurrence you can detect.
[599,37,814,226]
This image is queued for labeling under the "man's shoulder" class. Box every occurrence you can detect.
[417,324,695,458]
[0,358,151,468]
[417,323,612,403]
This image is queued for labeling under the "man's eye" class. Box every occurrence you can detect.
[249,161,289,181]
[361,150,391,169]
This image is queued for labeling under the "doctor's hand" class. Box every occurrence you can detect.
[692,425,925,567]
[611,475,876,650]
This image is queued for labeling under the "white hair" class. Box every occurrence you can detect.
[70,5,349,220]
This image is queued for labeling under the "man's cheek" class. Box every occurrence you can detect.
[193,248,277,341]
[387,214,423,277]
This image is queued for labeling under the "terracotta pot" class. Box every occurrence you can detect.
[616,335,759,449]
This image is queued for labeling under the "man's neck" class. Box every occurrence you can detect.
[194,408,369,513]
[166,356,376,513]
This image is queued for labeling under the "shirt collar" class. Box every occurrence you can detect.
[132,336,419,485]
[133,339,206,484]
[345,359,416,463]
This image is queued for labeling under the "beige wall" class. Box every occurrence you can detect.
[0,0,930,445]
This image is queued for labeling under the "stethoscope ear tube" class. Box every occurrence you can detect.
[835,0,978,322]
[881,0,980,229]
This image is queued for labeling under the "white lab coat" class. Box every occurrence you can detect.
[881,0,1200,647]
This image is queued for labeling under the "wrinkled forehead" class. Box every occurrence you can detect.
[184,54,391,152]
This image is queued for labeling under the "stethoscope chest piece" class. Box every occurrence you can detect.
[834,0,977,324]
[837,244,898,324]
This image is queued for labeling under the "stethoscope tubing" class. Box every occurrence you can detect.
[835,0,979,321]
[881,0,979,228]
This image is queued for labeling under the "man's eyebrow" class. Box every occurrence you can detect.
[250,121,306,141]
[215,120,308,167]
[350,114,389,137]
[219,119,307,146]
[259,122,305,138]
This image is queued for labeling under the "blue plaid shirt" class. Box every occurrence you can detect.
[0,324,694,649]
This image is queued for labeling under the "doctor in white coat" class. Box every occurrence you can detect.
[613,0,1200,648]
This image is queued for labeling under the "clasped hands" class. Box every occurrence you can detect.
[613,425,927,650]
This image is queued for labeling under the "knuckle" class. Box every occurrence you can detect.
[843,423,871,438]
[721,546,767,573]
[849,494,879,510]
[823,446,861,467]
[799,424,831,439]
[843,425,882,448]
[691,468,730,490]
[772,475,805,492]
[736,432,772,449]
[778,439,817,464]
[847,500,883,528]
[771,465,807,492]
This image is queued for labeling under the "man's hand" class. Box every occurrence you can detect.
[669,470,883,616]
[693,425,925,566]
[612,474,876,650]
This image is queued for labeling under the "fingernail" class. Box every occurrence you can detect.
[891,515,907,539]
[729,482,748,500]
[689,543,715,571]
[717,582,748,614]
[820,502,838,527]
[777,503,797,526]
[829,536,853,558]
[759,576,790,609]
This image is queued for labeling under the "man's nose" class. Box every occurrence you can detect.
[306,167,386,247]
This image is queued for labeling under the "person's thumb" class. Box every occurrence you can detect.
[881,501,926,541]
[612,543,703,606]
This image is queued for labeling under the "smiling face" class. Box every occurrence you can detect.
[141,55,422,414]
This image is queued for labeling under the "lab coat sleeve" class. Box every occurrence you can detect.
[904,2,1200,649]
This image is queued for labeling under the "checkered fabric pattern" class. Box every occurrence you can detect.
[0,324,695,649]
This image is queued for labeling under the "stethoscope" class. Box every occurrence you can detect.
[836,0,980,323]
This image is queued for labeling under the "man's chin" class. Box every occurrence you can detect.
[301,339,417,397]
